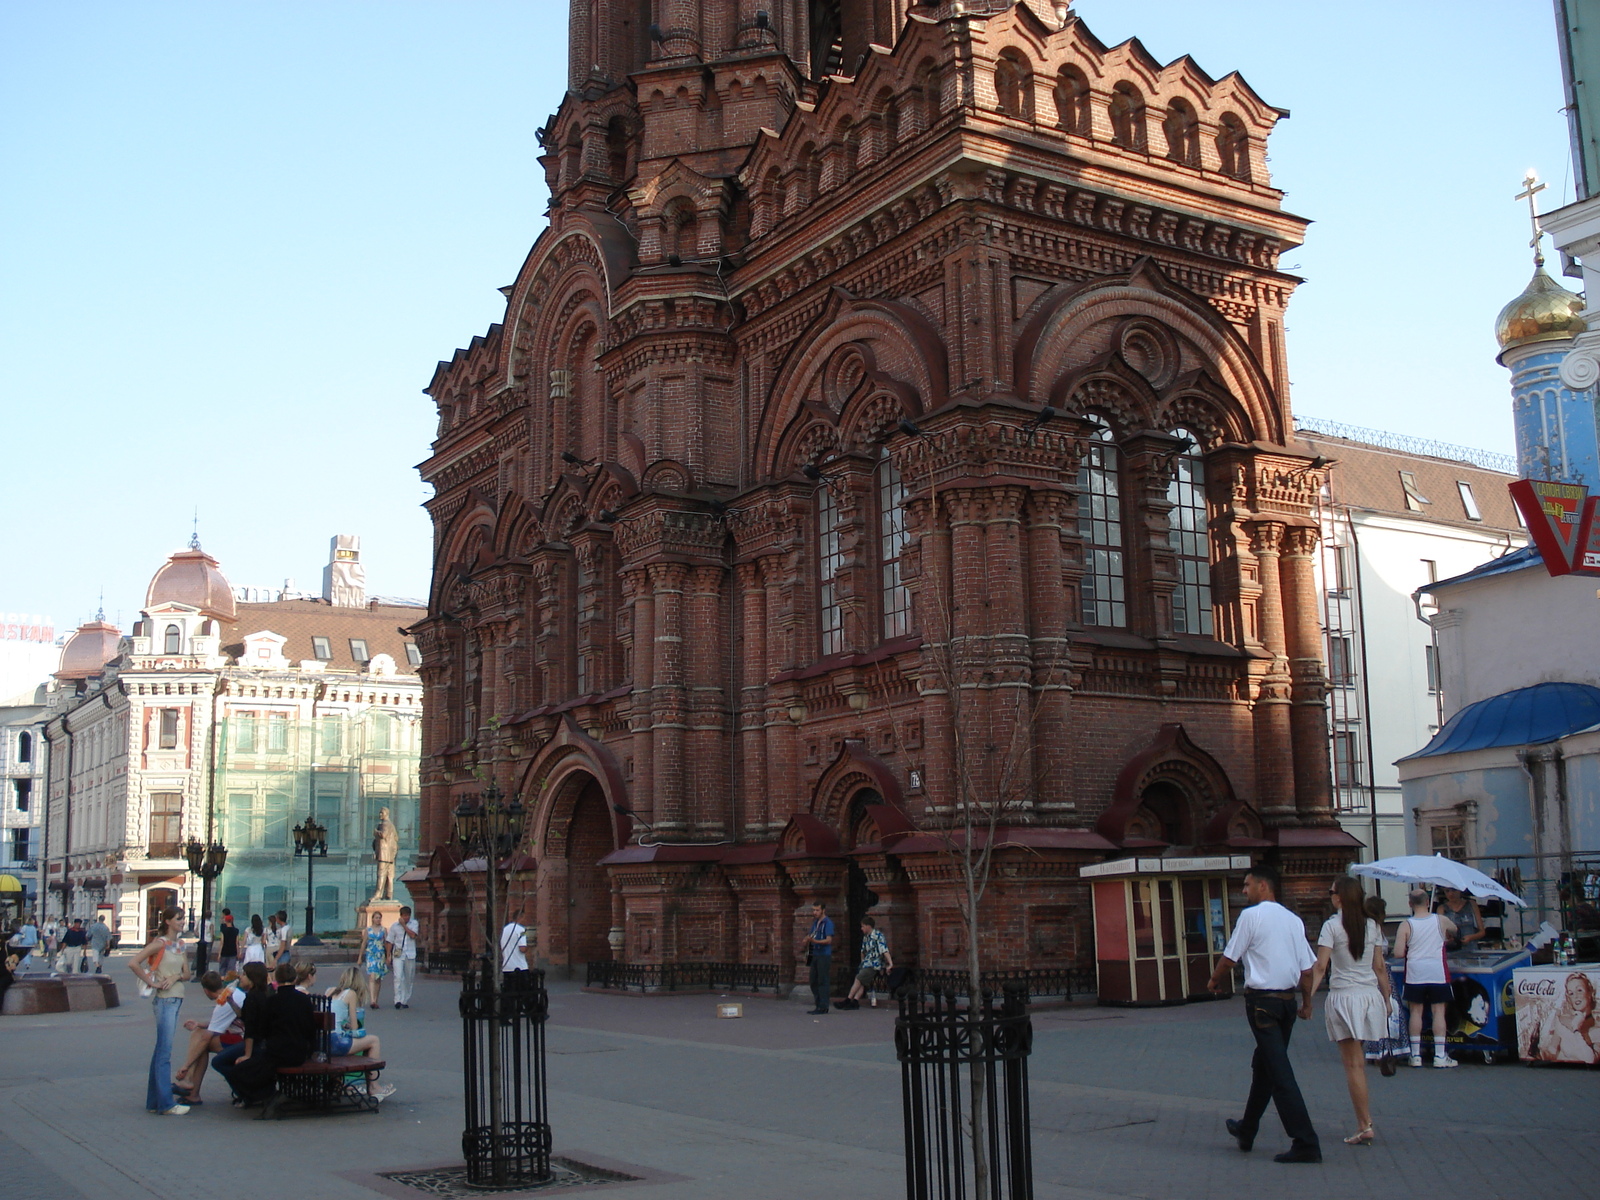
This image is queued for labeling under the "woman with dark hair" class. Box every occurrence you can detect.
[242,914,266,965]
[129,906,192,1115]
[211,961,270,1102]
[229,962,316,1115]
[1303,875,1391,1146]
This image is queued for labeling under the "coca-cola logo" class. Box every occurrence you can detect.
[1517,978,1559,997]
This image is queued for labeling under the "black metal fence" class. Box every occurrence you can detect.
[460,967,550,1188]
[584,961,784,993]
[421,949,475,975]
[909,967,1093,1001]
[897,985,1033,1200]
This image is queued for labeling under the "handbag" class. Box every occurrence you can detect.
[139,943,165,997]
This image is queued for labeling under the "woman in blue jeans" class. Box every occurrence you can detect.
[129,907,191,1115]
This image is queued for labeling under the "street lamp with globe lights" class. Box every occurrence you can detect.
[183,837,228,973]
[291,817,327,946]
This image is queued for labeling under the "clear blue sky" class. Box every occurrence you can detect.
[0,1,1576,637]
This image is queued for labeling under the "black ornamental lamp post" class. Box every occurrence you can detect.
[454,783,549,1187]
[291,817,327,946]
[183,837,228,974]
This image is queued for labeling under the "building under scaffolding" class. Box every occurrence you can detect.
[214,710,421,932]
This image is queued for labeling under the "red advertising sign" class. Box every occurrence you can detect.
[1508,479,1600,577]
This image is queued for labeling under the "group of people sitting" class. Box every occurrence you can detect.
[133,907,392,1117]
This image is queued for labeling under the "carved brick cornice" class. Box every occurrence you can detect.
[1246,521,1286,556]
[614,506,726,567]
[726,483,812,562]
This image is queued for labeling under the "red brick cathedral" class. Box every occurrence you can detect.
[411,0,1354,989]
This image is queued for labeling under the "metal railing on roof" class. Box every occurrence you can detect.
[1296,416,1517,475]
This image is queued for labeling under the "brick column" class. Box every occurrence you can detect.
[648,562,689,836]
[735,561,768,835]
[628,568,655,829]
[687,565,728,838]
[1027,488,1075,812]
[1248,521,1296,824]
[1281,525,1334,822]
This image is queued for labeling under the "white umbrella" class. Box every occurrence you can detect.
[1348,854,1527,907]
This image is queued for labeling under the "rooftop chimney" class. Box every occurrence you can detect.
[323,535,366,607]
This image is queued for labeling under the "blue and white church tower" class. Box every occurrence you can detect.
[1496,241,1600,486]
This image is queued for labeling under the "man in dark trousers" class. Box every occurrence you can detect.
[803,902,835,1015]
[1207,864,1321,1163]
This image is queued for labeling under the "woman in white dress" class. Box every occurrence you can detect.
[241,914,267,965]
[1303,874,1392,1146]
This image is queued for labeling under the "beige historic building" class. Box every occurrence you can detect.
[42,538,425,943]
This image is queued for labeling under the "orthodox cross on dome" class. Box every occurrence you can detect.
[190,508,201,551]
[1516,170,1548,269]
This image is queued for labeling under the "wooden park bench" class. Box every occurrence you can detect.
[265,997,386,1119]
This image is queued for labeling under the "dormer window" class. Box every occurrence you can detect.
[164,624,182,654]
[1456,481,1482,521]
[405,643,422,667]
[312,636,332,661]
[1399,471,1431,513]
[349,639,369,663]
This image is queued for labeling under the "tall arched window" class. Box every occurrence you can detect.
[878,453,909,639]
[1078,417,1126,627]
[994,50,1033,120]
[1054,66,1091,135]
[17,732,31,763]
[1109,82,1146,151]
[818,486,844,655]
[1163,98,1200,167]
[1167,429,1214,636]
[1217,113,1251,181]
[164,624,182,654]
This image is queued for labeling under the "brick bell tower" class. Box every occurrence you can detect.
[412,0,1354,992]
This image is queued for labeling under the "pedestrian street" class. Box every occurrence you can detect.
[0,955,1594,1200]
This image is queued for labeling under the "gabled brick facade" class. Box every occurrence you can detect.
[413,1,1354,985]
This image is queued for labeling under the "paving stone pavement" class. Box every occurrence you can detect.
[0,955,1595,1199]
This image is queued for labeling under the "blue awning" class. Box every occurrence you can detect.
[1402,681,1600,759]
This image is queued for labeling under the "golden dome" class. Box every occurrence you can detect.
[1495,268,1586,357]
[146,543,236,622]
[55,619,122,680]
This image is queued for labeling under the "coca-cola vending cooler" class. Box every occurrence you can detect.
[1513,966,1600,1064]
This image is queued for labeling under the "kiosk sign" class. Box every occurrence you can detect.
[1508,479,1600,576]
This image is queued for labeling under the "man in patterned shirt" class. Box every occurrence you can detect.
[839,916,893,1010]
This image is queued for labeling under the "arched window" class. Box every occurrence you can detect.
[17,732,31,763]
[163,624,182,655]
[1078,417,1126,628]
[1054,66,1091,136]
[1167,429,1213,636]
[818,485,844,655]
[878,88,900,147]
[1217,113,1251,181]
[661,198,696,261]
[1163,98,1200,167]
[994,50,1033,120]
[1109,82,1146,151]
[878,453,910,639]
[606,115,629,182]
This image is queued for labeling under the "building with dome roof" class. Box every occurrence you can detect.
[1494,264,1600,488]
[40,536,428,944]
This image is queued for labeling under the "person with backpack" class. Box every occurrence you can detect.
[129,906,192,1115]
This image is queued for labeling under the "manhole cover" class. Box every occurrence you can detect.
[379,1158,640,1196]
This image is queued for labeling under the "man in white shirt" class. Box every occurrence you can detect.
[387,906,421,1008]
[500,903,530,978]
[1207,863,1321,1163]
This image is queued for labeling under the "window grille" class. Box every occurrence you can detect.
[1078,418,1126,628]
[1167,431,1213,636]
[879,456,910,639]
[819,486,844,655]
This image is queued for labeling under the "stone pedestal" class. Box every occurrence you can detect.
[356,900,404,944]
